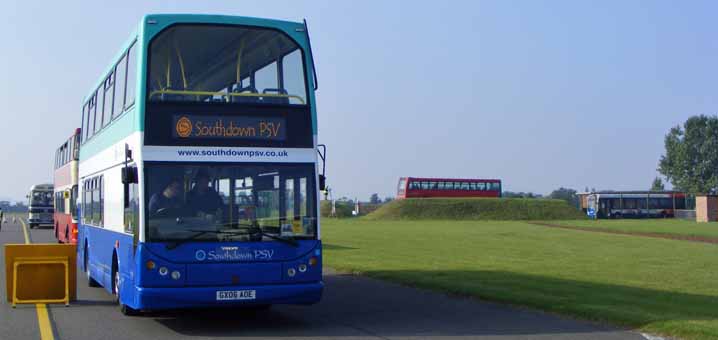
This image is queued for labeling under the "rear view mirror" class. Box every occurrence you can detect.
[317,144,327,191]
[122,166,138,209]
[319,175,326,191]
[122,167,138,184]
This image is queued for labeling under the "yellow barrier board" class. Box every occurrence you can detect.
[4,244,77,304]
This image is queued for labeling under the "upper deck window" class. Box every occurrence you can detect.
[148,25,307,105]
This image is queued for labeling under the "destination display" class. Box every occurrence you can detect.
[172,115,286,141]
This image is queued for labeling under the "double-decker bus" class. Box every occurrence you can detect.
[77,14,325,315]
[53,129,81,243]
[397,177,502,199]
[27,184,54,229]
[582,191,687,219]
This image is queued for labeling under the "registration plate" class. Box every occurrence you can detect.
[216,290,256,301]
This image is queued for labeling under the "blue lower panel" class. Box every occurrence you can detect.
[134,281,324,310]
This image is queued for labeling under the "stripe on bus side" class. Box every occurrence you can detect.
[143,145,317,163]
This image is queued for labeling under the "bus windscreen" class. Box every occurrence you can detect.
[145,163,317,243]
[148,25,307,105]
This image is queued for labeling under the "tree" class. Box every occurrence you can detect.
[651,177,665,191]
[548,187,579,207]
[659,115,718,193]
[383,197,394,203]
[369,193,380,204]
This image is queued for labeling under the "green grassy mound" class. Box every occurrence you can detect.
[364,198,586,220]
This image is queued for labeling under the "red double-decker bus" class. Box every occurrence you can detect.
[53,128,81,243]
[396,177,502,199]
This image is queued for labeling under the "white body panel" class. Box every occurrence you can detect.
[79,132,143,236]
[143,146,316,163]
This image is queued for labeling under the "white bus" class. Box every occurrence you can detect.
[27,184,54,228]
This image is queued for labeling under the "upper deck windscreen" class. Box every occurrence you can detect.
[148,25,307,105]
[29,190,53,207]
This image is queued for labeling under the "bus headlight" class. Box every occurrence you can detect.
[298,264,307,273]
[287,268,296,277]
[171,271,181,280]
[159,267,168,276]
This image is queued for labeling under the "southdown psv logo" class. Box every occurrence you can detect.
[176,116,193,138]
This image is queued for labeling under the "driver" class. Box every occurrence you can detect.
[187,170,223,216]
[148,177,184,216]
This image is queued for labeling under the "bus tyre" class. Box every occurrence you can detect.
[114,269,139,316]
[29,223,35,229]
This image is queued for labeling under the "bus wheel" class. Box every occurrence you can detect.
[29,223,35,229]
[114,266,139,316]
[85,246,100,287]
[65,228,69,244]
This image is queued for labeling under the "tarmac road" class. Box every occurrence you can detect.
[0,217,647,340]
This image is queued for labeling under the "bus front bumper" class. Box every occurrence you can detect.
[132,281,324,310]
[27,219,53,226]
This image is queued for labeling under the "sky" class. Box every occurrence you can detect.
[0,0,716,202]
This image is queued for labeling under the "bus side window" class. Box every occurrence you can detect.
[92,178,98,225]
[125,42,137,109]
[82,181,86,224]
[83,103,92,142]
[113,53,128,118]
[71,185,78,220]
[102,73,114,128]
[99,176,104,226]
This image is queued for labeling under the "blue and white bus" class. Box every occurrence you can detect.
[78,14,325,315]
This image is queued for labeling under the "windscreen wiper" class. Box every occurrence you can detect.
[165,223,299,249]
[252,228,299,247]
[165,229,225,250]
[231,224,299,247]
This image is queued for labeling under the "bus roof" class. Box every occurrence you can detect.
[29,184,53,191]
[82,13,308,104]
[404,177,501,183]
[579,191,686,195]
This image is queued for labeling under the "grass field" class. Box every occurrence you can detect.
[322,218,718,340]
[551,219,718,239]
[366,198,586,220]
